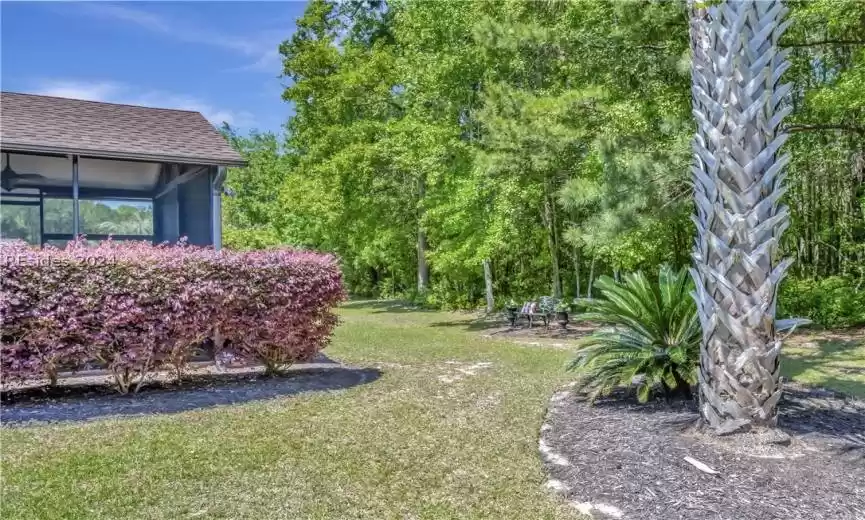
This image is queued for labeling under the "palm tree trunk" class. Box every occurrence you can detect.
[689,0,794,434]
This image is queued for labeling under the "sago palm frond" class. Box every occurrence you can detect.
[568,265,700,403]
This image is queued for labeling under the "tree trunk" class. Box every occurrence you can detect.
[572,245,581,298]
[689,0,794,434]
[483,259,494,313]
[417,174,429,293]
[417,229,429,292]
[543,184,563,298]
[587,254,596,299]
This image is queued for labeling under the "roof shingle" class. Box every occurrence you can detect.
[0,92,246,166]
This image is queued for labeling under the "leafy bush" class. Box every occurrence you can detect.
[567,265,699,402]
[1,240,344,392]
[424,282,480,310]
[779,276,865,328]
[209,249,344,374]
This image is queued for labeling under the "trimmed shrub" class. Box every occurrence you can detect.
[1,240,344,392]
[209,249,344,374]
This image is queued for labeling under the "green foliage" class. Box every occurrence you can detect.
[554,301,570,313]
[567,266,700,403]
[780,276,865,329]
[782,0,865,281]
[1,199,153,244]
[219,0,864,320]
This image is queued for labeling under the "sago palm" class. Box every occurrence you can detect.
[689,0,804,433]
[567,266,700,403]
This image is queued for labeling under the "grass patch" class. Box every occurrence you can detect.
[2,304,862,519]
[1,303,581,519]
[782,329,865,398]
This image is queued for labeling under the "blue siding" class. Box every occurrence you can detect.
[153,166,219,246]
[178,168,213,246]
[155,187,180,243]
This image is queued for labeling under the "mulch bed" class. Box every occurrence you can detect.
[1,365,380,426]
[540,384,865,520]
[476,317,598,349]
[485,322,596,340]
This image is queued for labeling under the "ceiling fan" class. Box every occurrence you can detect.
[1,153,52,191]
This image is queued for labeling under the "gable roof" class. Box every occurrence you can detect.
[0,91,246,166]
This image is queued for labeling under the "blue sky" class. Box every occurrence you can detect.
[1,1,306,134]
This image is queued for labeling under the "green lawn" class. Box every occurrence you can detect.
[1,302,581,519]
[2,303,862,519]
[782,328,865,398]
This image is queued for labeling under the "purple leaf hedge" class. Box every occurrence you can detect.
[0,239,345,393]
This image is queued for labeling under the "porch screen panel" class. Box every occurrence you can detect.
[79,199,153,237]
[43,198,74,234]
[42,197,153,244]
[0,196,40,245]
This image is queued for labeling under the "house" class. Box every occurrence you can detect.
[0,91,246,249]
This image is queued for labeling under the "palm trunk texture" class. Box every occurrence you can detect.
[689,0,794,434]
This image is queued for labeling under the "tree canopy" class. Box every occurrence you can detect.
[223,0,864,320]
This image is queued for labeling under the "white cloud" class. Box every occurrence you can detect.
[78,3,171,33]
[33,79,257,128]
[73,3,283,73]
[31,80,124,103]
[230,49,283,73]
[133,91,258,128]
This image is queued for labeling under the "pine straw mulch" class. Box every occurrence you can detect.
[540,383,865,520]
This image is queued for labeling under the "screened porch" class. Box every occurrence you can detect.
[0,91,245,249]
[1,152,225,248]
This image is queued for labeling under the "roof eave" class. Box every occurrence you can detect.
[0,142,247,167]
